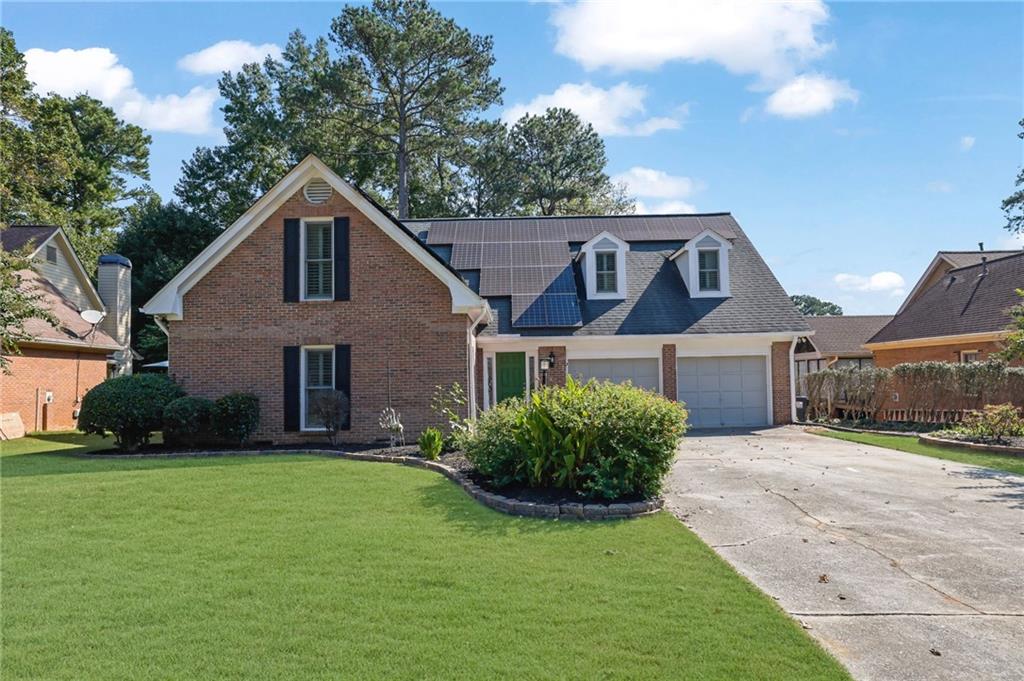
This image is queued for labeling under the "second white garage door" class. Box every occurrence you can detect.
[569,358,660,393]
[677,356,768,427]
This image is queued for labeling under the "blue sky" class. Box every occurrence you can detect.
[6,1,1023,314]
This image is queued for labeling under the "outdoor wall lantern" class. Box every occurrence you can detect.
[539,351,557,386]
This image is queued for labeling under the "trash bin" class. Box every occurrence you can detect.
[795,396,809,422]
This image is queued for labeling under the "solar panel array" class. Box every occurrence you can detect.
[411,214,738,328]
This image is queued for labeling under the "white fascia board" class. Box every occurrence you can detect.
[477,331,800,352]
[141,155,484,319]
[864,330,1009,351]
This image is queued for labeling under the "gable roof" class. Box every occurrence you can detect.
[15,268,120,351]
[1,225,59,252]
[141,155,485,319]
[898,249,1021,313]
[867,251,1023,346]
[416,213,807,337]
[801,315,893,357]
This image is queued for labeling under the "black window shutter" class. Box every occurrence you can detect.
[335,344,351,430]
[333,217,350,301]
[283,218,300,302]
[283,346,300,431]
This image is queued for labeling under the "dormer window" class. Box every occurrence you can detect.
[595,251,617,293]
[670,228,732,298]
[698,249,720,291]
[578,232,628,300]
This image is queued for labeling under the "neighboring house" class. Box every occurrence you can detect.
[142,156,807,443]
[897,248,1020,314]
[793,315,893,393]
[0,226,133,437]
[865,250,1024,367]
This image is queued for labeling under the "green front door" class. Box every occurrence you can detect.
[495,352,526,403]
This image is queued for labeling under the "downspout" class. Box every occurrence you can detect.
[152,315,169,336]
[789,335,799,423]
[466,307,490,419]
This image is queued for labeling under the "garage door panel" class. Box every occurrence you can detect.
[677,356,768,428]
[570,358,660,393]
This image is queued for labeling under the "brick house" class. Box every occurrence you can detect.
[142,156,808,443]
[794,315,893,393]
[864,250,1023,367]
[0,226,133,437]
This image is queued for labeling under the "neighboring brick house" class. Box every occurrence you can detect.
[864,250,1023,367]
[0,226,133,437]
[143,156,808,443]
[793,315,893,393]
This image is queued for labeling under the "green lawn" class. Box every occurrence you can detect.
[2,433,849,681]
[814,429,1024,476]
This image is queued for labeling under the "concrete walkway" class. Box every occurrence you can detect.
[665,426,1024,681]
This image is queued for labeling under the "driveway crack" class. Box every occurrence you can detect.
[753,478,988,616]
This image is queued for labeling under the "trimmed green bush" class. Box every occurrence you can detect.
[417,427,443,461]
[211,392,261,446]
[953,403,1024,444]
[162,396,214,449]
[78,374,184,451]
[464,378,688,501]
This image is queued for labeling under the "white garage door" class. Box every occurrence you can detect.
[569,358,660,393]
[677,356,767,427]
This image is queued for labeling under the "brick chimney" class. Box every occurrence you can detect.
[97,254,132,374]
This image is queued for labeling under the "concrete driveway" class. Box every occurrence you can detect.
[665,426,1024,681]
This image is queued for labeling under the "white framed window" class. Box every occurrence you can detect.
[698,249,720,291]
[301,219,333,300]
[301,346,334,430]
[595,251,617,293]
[45,244,58,264]
[960,350,980,363]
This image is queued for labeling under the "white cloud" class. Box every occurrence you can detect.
[178,40,282,75]
[635,199,697,215]
[834,271,906,294]
[999,232,1024,250]
[959,135,975,151]
[551,0,831,83]
[24,46,217,134]
[927,180,954,193]
[612,166,698,199]
[503,82,682,136]
[765,74,858,118]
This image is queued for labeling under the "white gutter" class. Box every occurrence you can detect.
[152,315,170,336]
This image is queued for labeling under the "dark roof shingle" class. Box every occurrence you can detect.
[869,252,1024,344]
[804,315,893,356]
[0,225,59,253]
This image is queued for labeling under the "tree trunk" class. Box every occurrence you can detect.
[397,117,409,219]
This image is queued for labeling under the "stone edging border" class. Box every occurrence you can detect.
[797,422,920,437]
[918,434,1024,457]
[75,448,663,521]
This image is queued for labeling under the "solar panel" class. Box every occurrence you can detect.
[479,267,512,296]
[481,242,511,267]
[543,293,582,326]
[450,242,482,269]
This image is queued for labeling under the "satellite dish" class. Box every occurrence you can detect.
[80,309,105,325]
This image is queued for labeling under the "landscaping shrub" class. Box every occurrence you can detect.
[310,390,350,446]
[162,396,214,449]
[78,374,184,451]
[430,382,469,451]
[463,378,689,501]
[211,392,261,446]
[417,427,443,460]
[953,403,1024,444]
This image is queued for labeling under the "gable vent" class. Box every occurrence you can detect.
[303,178,333,205]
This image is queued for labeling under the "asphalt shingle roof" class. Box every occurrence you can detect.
[869,252,1024,344]
[939,250,1020,269]
[414,213,807,337]
[0,225,59,253]
[803,315,894,357]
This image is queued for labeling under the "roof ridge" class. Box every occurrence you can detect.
[946,249,1024,274]
[404,212,733,222]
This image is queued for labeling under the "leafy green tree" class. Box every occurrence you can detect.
[0,241,57,374]
[1002,118,1024,235]
[791,294,844,316]
[116,198,221,363]
[508,108,633,216]
[1,29,151,273]
[999,289,1024,362]
[329,0,503,218]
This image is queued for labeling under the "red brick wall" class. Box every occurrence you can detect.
[661,344,677,400]
[0,346,108,432]
[168,187,469,444]
[538,346,566,387]
[770,341,793,425]
[873,340,1013,368]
